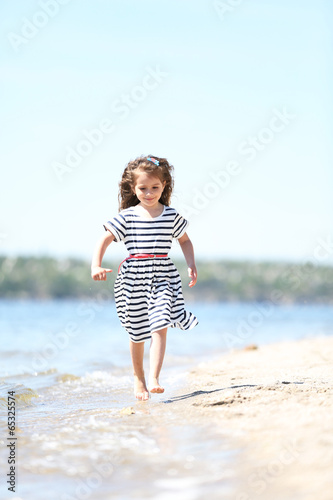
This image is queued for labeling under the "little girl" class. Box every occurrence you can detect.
[91,155,198,401]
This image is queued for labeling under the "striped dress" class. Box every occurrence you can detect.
[103,205,198,343]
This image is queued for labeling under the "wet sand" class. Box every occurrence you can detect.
[2,336,333,499]
[169,336,333,500]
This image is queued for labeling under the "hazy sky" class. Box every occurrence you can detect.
[1,0,332,264]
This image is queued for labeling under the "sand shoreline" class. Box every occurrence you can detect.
[168,336,333,500]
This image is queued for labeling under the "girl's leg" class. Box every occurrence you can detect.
[129,339,149,401]
[149,327,168,393]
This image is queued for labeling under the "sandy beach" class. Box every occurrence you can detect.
[2,300,333,499]
[170,336,333,500]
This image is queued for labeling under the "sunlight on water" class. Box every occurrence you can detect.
[1,367,234,500]
[1,299,332,499]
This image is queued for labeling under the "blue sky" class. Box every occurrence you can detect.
[1,0,332,264]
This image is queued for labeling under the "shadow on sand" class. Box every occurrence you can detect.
[162,381,305,404]
[162,384,258,404]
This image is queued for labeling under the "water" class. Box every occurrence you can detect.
[0,299,332,499]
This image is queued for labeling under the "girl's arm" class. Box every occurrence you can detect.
[91,231,115,281]
[178,232,197,287]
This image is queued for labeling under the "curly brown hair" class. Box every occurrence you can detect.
[118,155,174,211]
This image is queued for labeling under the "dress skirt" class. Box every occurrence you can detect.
[114,256,198,343]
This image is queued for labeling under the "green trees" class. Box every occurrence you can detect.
[0,255,332,303]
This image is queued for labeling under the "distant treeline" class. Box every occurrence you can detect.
[0,255,332,304]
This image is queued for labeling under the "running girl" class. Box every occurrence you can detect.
[91,155,198,401]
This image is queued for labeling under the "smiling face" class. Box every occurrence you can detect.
[133,169,166,209]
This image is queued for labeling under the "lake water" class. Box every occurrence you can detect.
[0,299,332,499]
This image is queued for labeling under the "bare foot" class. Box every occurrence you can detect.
[134,375,149,401]
[148,377,164,394]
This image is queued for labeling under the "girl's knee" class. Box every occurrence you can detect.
[152,327,168,337]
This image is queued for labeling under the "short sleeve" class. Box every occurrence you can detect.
[103,213,126,242]
[172,212,189,239]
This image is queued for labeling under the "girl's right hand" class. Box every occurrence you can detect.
[91,266,113,281]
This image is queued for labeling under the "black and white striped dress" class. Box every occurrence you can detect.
[103,205,198,343]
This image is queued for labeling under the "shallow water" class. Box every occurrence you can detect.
[0,299,332,499]
[0,369,234,500]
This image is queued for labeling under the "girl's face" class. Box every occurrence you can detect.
[133,170,165,209]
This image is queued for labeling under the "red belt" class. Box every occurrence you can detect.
[118,253,168,273]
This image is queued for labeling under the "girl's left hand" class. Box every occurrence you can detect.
[188,267,197,287]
